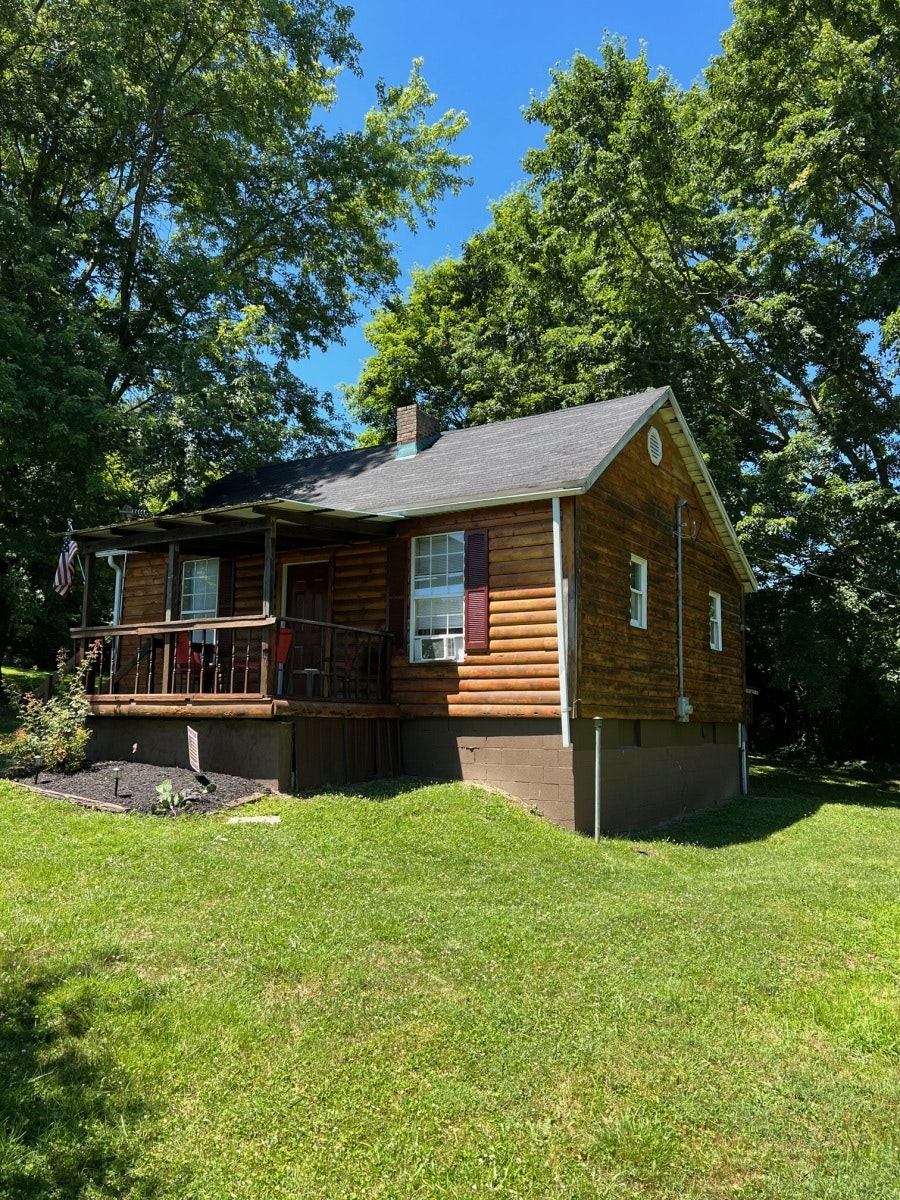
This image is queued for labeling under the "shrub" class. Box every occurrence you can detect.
[3,646,97,773]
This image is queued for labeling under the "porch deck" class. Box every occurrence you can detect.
[72,615,394,708]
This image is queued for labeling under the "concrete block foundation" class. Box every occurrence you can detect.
[88,713,741,832]
[402,716,742,834]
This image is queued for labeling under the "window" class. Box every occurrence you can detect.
[709,591,722,651]
[411,533,465,661]
[630,555,647,628]
[181,558,219,623]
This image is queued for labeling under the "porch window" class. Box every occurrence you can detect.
[629,555,647,628]
[709,591,723,650]
[411,532,465,661]
[181,558,219,626]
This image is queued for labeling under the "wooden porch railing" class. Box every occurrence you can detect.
[72,615,393,703]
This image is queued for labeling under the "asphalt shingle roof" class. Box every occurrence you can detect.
[198,387,670,517]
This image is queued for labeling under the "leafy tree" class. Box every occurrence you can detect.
[0,0,468,670]
[347,2,900,758]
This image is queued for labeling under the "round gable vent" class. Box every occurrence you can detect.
[647,425,663,465]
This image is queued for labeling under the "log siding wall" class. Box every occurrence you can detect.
[576,415,746,723]
[113,501,563,717]
[393,503,561,718]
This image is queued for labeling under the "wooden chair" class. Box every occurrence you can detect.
[320,643,360,699]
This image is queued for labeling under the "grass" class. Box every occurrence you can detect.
[0,762,897,1199]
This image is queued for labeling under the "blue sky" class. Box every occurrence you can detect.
[305,0,735,413]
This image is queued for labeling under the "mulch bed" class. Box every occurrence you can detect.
[25,760,269,816]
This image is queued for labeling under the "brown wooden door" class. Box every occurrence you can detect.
[284,562,330,694]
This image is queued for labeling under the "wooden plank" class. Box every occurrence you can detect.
[488,637,557,653]
[489,622,558,640]
[405,703,561,719]
[457,663,559,678]
[488,585,557,603]
[491,597,557,614]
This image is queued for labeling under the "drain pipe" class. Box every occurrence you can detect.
[675,500,692,722]
[552,497,571,748]
[98,550,127,624]
[594,716,603,841]
[99,551,128,673]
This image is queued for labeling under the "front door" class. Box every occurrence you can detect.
[284,562,330,695]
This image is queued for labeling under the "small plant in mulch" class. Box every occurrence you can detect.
[2,646,98,773]
[151,777,217,816]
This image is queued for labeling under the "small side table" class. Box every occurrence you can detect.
[301,668,320,698]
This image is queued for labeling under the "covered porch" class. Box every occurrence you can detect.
[73,614,393,707]
[71,497,401,713]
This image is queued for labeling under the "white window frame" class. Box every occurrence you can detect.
[629,555,647,629]
[709,590,723,651]
[181,558,219,642]
[410,532,465,663]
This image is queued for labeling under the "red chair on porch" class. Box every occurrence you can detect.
[173,631,202,691]
[274,627,294,696]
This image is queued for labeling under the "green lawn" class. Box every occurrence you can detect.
[0,762,897,1199]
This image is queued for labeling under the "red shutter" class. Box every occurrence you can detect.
[465,528,489,652]
[386,539,409,654]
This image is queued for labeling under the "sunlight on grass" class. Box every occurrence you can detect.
[0,766,898,1198]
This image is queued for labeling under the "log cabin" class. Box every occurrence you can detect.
[71,386,757,833]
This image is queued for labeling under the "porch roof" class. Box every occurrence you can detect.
[76,499,401,554]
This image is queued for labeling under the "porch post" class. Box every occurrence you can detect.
[262,518,277,695]
[262,517,277,617]
[77,549,97,662]
[161,541,179,693]
[79,550,96,633]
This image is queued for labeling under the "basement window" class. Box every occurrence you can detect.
[709,591,723,651]
[411,533,465,661]
[630,555,647,629]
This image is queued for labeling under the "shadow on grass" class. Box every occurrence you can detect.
[635,756,900,849]
[0,958,160,1198]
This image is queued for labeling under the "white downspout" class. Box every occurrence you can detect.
[552,497,571,749]
[99,552,127,672]
[96,551,127,622]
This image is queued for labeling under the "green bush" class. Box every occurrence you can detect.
[3,647,96,773]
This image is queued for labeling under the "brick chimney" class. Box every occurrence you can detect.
[396,402,441,458]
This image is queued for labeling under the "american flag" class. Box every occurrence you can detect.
[53,532,79,597]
